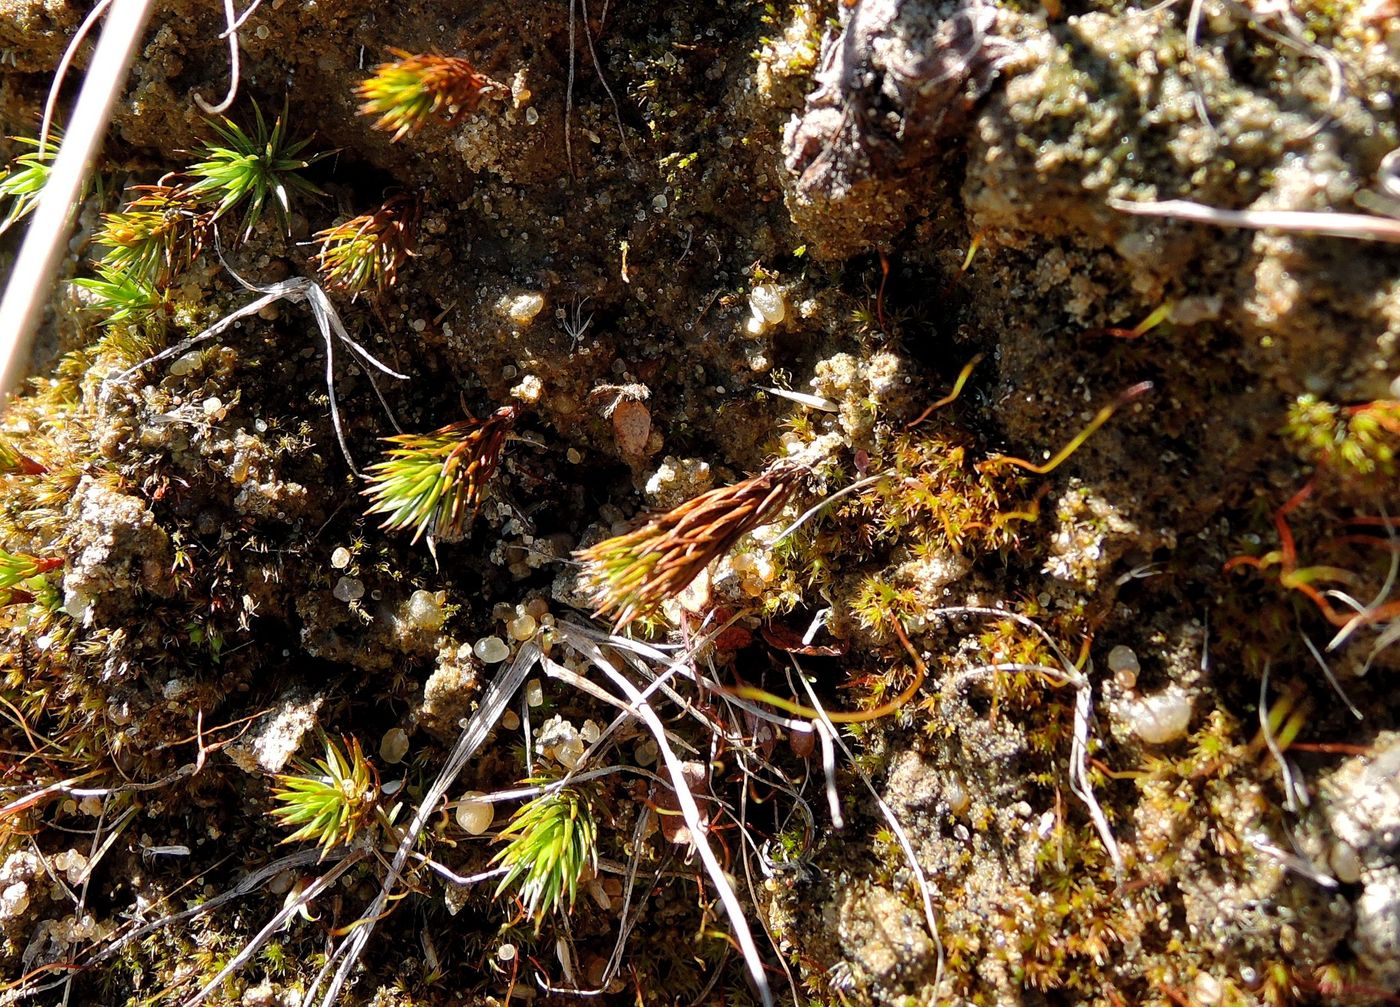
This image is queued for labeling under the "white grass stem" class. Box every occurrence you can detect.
[1110,196,1400,244]
[40,0,115,154]
[791,657,943,991]
[0,0,154,399]
[568,633,774,1007]
[307,642,541,1007]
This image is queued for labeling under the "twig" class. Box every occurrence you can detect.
[39,0,116,154]
[557,625,775,1007]
[0,0,155,398]
[194,0,266,115]
[104,252,407,474]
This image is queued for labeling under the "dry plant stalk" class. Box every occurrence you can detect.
[575,461,804,630]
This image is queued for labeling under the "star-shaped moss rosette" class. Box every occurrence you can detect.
[181,102,326,239]
[362,407,517,544]
[269,734,381,860]
[356,49,502,142]
[575,461,805,631]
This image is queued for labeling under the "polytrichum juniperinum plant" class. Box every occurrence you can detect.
[361,406,518,543]
[92,182,211,287]
[357,49,502,142]
[71,265,170,326]
[0,546,60,604]
[491,784,598,930]
[0,134,60,234]
[269,733,382,859]
[180,102,326,239]
[575,460,806,630]
[311,194,419,300]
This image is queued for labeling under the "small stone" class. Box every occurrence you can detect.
[473,636,510,663]
[333,577,364,603]
[331,547,351,569]
[202,396,222,416]
[525,106,539,125]
[1108,645,1140,688]
[501,709,521,731]
[1129,688,1193,744]
[612,399,651,459]
[1331,840,1363,884]
[505,292,545,325]
[525,678,544,707]
[0,881,29,919]
[508,613,537,641]
[749,283,786,325]
[379,728,409,764]
[456,792,494,835]
[405,589,446,632]
[557,736,585,769]
[168,351,202,376]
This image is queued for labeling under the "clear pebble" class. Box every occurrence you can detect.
[749,283,786,325]
[501,709,521,731]
[406,589,445,631]
[498,943,517,963]
[1107,645,1139,675]
[1108,645,1140,688]
[202,396,222,415]
[1330,840,1363,884]
[473,636,510,663]
[945,778,970,816]
[525,678,544,707]
[506,293,545,325]
[169,351,202,376]
[525,106,539,125]
[333,577,364,602]
[456,792,494,835]
[508,614,537,641]
[1,882,29,917]
[580,719,600,743]
[331,547,351,569]
[379,728,409,764]
[557,737,585,769]
[1130,688,1193,744]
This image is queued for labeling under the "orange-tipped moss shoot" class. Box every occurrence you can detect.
[0,437,46,476]
[312,196,418,300]
[362,406,517,544]
[575,461,806,631]
[0,548,61,604]
[357,49,501,142]
[94,183,210,287]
